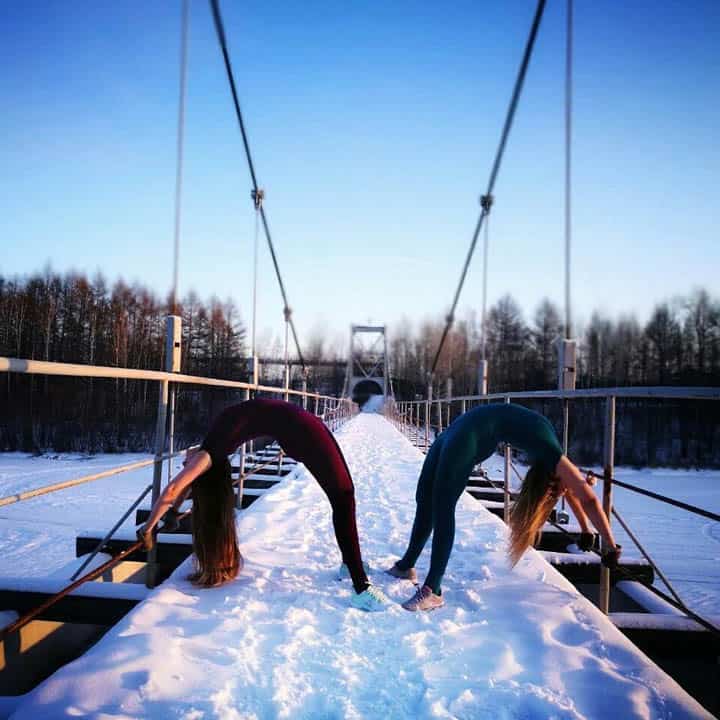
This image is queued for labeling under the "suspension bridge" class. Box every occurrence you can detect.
[1,0,718,718]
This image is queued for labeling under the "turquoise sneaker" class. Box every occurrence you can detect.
[337,561,370,580]
[350,584,389,611]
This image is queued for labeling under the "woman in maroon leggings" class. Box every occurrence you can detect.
[138,398,387,611]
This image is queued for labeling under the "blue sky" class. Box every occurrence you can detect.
[1,1,718,353]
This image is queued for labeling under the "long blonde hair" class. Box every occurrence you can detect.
[188,459,242,587]
[508,464,557,566]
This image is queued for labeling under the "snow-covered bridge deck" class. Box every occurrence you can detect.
[8,414,710,719]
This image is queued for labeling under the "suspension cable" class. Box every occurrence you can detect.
[208,0,306,373]
[564,0,573,339]
[171,0,190,314]
[430,0,547,376]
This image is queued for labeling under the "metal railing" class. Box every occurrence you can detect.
[0,355,357,510]
[0,353,358,609]
[386,385,720,627]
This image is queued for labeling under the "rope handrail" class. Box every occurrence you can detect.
[430,0,547,375]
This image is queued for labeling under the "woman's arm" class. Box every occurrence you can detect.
[562,490,593,534]
[138,450,212,547]
[555,456,619,551]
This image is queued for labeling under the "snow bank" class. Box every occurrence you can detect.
[6,415,711,719]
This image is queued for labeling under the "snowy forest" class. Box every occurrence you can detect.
[1,269,718,465]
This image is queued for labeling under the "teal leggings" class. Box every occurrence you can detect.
[396,403,562,594]
[397,429,489,594]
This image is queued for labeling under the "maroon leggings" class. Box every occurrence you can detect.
[201,399,369,593]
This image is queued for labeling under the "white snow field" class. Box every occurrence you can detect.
[2,414,713,719]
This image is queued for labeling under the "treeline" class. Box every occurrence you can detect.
[1,269,718,465]
[0,269,248,452]
[390,291,720,396]
[389,291,720,466]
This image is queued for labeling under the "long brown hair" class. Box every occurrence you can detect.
[508,464,558,567]
[188,459,241,587]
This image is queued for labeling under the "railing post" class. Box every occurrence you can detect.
[164,315,182,486]
[415,401,419,443]
[148,378,169,588]
[314,394,319,416]
[425,383,432,451]
[302,376,308,410]
[236,387,250,509]
[446,377,452,427]
[503,396,511,524]
[599,395,616,614]
[461,398,467,416]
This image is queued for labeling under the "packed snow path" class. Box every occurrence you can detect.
[8,414,710,719]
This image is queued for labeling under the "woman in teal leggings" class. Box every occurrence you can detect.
[389,403,621,611]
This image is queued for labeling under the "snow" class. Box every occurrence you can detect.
[2,415,712,719]
[610,613,718,632]
[362,394,385,413]
[615,581,686,617]
[0,453,160,579]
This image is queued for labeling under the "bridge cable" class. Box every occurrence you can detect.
[430,0,547,377]
[208,0,306,374]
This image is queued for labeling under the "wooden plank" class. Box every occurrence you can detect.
[0,590,140,626]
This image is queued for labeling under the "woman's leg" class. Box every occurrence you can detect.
[423,438,478,594]
[396,436,445,570]
[312,432,370,594]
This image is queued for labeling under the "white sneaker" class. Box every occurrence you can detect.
[337,561,370,580]
[402,585,444,612]
[349,584,389,612]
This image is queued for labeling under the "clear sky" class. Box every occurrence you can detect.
[1,1,718,354]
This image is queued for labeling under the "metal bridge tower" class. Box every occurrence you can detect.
[344,324,389,406]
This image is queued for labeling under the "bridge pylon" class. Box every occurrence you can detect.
[344,324,388,407]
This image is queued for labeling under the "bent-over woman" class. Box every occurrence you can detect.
[388,403,621,611]
[139,398,388,611]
